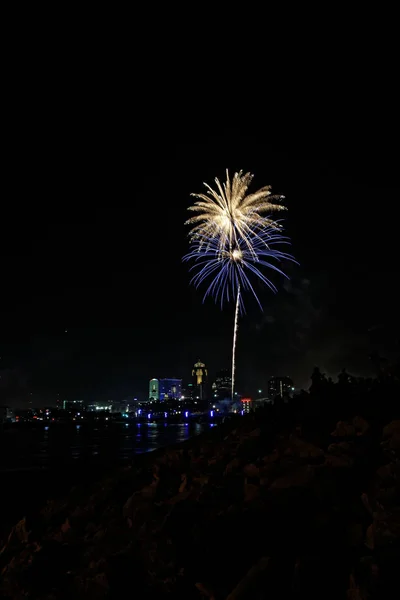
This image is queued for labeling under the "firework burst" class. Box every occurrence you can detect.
[184,170,295,401]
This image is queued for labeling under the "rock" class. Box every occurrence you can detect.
[15,517,30,543]
[244,483,260,503]
[249,428,261,437]
[243,464,259,478]
[270,465,315,489]
[383,420,400,439]
[60,518,70,534]
[376,463,394,482]
[195,581,216,598]
[387,433,400,450]
[331,421,356,437]
[262,450,280,464]
[225,458,241,475]
[327,442,352,455]
[353,416,370,436]
[283,436,324,459]
[324,454,354,468]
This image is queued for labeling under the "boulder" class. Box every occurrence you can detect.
[331,421,356,437]
[243,463,259,478]
[383,420,400,439]
[269,465,315,489]
[353,416,370,436]
[283,436,324,460]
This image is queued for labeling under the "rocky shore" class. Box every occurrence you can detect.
[1,405,400,599]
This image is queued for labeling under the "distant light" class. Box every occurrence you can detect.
[258,389,262,394]
[291,387,295,391]
[76,424,81,429]
[148,413,151,419]
[164,412,168,418]
[105,417,108,421]
[210,410,214,417]
[185,411,189,417]
[241,410,244,415]
[77,412,81,416]
[44,426,49,431]
[138,409,142,415]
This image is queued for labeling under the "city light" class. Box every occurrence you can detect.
[210,410,214,417]
[147,413,151,419]
[185,411,189,418]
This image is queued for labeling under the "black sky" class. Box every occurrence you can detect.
[1,125,399,405]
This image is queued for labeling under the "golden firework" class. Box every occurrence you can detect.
[186,169,286,255]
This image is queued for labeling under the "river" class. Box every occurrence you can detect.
[0,421,206,540]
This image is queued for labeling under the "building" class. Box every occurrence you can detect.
[110,400,130,414]
[212,369,232,401]
[268,376,294,400]
[149,378,159,401]
[63,400,84,412]
[159,378,182,401]
[0,405,11,424]
[181,382,195,401]
[192,359,208,400]
[241,397,252,413]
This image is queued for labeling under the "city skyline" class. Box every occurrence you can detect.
[1,139,399,407]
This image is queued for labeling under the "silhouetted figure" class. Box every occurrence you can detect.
[310,367,327,394]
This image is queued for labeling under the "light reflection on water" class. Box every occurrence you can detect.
[0,422,205,471]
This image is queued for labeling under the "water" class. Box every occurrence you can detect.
[0,421,205,539]
[0,421,205,472]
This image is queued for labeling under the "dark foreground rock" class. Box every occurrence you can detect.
[1,413,400,599]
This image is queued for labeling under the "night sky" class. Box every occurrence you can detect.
[1,130,399,406]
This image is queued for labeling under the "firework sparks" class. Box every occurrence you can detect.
[186,169,286,255]
[184,227,293,313]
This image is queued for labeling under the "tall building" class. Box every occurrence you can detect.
[159,378,182,400]
[149,378,159,401]
[268,376,294,400]
[181,382,195,401]
[212,369,232,400]
[192,359,208,400]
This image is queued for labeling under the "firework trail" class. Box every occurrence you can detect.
[232,284,241,402]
